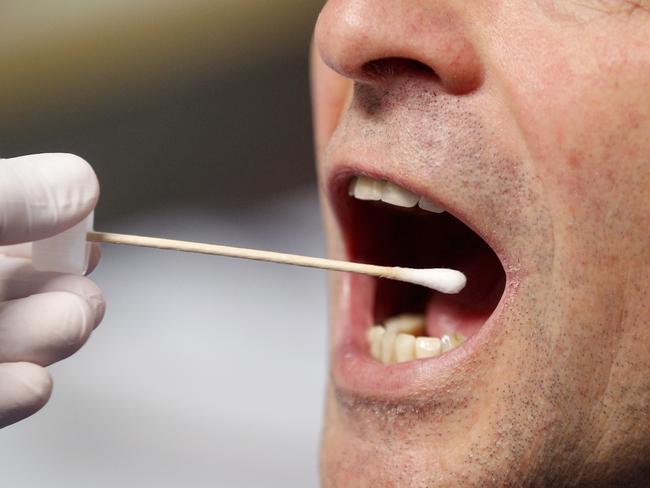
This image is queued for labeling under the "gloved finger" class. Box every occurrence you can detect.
[0,243,31,259]
[0,243,102,274]
[0,292,97,366]
[86,243,102,274]
[0,257,105,327]
[0,153,99,246]
[0,362,52,429]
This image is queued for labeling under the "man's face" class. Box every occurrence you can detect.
[311,1,650,486]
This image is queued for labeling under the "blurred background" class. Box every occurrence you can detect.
[0,1,327,486]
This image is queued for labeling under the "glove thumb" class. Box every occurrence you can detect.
[0,153,99,246]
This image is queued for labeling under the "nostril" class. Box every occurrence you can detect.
[361,58,439,82]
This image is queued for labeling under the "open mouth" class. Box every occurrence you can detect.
[332,173,506,367]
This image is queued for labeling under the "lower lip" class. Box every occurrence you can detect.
[331,270,517,398]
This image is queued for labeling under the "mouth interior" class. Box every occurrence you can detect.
[341,184,506,342]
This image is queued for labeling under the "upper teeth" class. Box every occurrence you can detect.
[349,176,445,213]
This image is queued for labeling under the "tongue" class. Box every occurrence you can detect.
[425,245,505,339]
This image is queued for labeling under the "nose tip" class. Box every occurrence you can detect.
[315,0,483,95]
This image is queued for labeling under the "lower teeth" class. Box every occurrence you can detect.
[367,313,466,364]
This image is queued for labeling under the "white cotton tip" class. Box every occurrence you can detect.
[395,267,467,294]
[32,212,94,275]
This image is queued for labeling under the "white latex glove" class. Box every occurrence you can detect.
[0,153,105,429]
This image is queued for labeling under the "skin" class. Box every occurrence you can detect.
[311,1,650,486]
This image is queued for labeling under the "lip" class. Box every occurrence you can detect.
[326,164,520,399]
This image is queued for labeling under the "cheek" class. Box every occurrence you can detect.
[501,31,650,217]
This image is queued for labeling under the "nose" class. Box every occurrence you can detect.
[315,0,483,95]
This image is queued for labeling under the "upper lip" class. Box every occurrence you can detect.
[323,155,518,399]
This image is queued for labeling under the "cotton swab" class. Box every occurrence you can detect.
[30,212,467,294]
[86,231,467,294]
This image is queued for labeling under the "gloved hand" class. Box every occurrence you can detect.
[0,153,105,429]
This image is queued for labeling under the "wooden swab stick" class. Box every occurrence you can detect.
[87,231,467,294]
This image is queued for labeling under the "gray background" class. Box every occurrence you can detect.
[0,2,327,486]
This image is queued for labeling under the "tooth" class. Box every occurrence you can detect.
[415,337,442,359]
[350,176,384,201]
[441,334,455,353]
[440,333,467,353]
[381,329,398,364]
[367,326,385,360]
[394,333,416,363]
[381,182,419,208]
[384,313,425,335]
[418,197,445,213]
[451,332,466,348]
